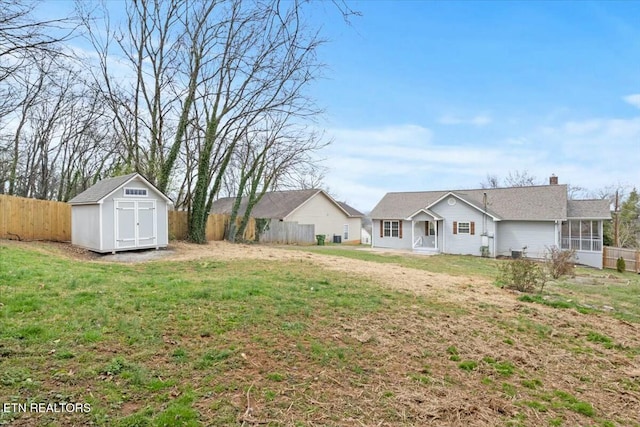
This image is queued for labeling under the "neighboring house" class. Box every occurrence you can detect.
[370,178,611,268]
[211,189,363,244]
[69,173,172,253]
[361,228,372,245]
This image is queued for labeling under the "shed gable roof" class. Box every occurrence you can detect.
[68,173,171,205]
[371,185,570,221]
[211,189,362,219]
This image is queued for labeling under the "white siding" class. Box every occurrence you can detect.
[287,193,361,243]
[71,176,169,252]
[430,197,497,256]
[371,219,412,250]
[574,251,603,269]
[496,221,555,259]
[71,205,101,250]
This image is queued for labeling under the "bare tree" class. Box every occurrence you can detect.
[480,170,541,188]
[504,170,541,187]
[226,115,327,242]
[0,0,72,82]
[184,0,326,243]
[480,173,500,189]
[79,0,354,243]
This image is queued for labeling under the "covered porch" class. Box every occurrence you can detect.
[409,209,442,254]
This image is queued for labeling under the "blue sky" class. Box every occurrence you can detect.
[40,1,640,212]
[307,1,640,211]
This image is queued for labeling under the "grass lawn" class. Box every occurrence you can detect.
[1,241,640,426]
[290,244,502,278]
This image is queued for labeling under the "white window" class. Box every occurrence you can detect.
[124,187,148,197]
[383,220,400,237]
[560,220,601,252]
[457,222,470,234]
[343,224,349,240]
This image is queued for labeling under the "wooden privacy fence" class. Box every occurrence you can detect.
[1,194,255,243]
[603,246,640,273]
[0,194,71,241]
[168,211,255,241]
[258,220,315,244]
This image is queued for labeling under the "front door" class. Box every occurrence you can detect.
[115,200,157,249]
[424,221,436,247]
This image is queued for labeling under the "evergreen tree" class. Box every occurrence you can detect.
[619,188,640,248]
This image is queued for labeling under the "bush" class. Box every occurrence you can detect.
[616,257,626,273]
[497,258,545,293]
[544,247,575,279]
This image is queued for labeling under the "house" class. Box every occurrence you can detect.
[68,173,172,253]
[211,189,363,244]
[370,177,611,268]
[361,228,372,245]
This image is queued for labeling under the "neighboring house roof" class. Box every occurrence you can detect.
[211,189,362,219]
[567,200,611,219]
[68,173,172,205]
[336,201,364,218]
[371,184,578,221]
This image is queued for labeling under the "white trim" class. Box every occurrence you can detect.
[406,207,443,221]
[114,199,158,250]
[411,220,415,247]
[427,192,502,221]
[99,205,103,251]
[457,221,471,234]
[124,187,148,197]
[101,173,173,204]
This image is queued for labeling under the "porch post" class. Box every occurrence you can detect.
[411,219,414,249]
[434,219,438,250]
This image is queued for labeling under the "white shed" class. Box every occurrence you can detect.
[68,173,171,253]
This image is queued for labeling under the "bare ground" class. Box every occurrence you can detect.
[5,239,640,426]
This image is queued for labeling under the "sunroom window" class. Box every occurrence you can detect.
[561,220,601,252]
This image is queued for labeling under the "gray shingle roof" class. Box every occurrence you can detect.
[567,199,611,219]
[211,189,362,219]
[68,173,139,204]
[371,185,573,221]
[337,201,364,218]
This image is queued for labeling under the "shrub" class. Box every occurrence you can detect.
[616,257,626,273]
[544,246,575,279]
[497,258,545,293]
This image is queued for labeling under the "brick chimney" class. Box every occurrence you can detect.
[549,174,558,185]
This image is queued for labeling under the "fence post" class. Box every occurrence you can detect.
[636,250,640,273]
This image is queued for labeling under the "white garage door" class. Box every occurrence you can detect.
[115,200,157,249]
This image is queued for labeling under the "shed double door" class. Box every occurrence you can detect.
[115,200,157,249]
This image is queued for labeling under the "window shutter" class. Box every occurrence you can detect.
[380,220,383,238]
[399,220,403,239]
[453,221,457,235]
[470,222,475,235]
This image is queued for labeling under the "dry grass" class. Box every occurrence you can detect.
[1,240,639,426]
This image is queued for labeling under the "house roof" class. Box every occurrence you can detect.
[211,189,363,219]
[371,184,573,221]
[567,199,611,219]
[68,173,171,205]
[336,201,364,218]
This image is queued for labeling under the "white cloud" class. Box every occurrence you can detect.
[319,113,640,211]
[438,114,492,126]
[623,94,640,109]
